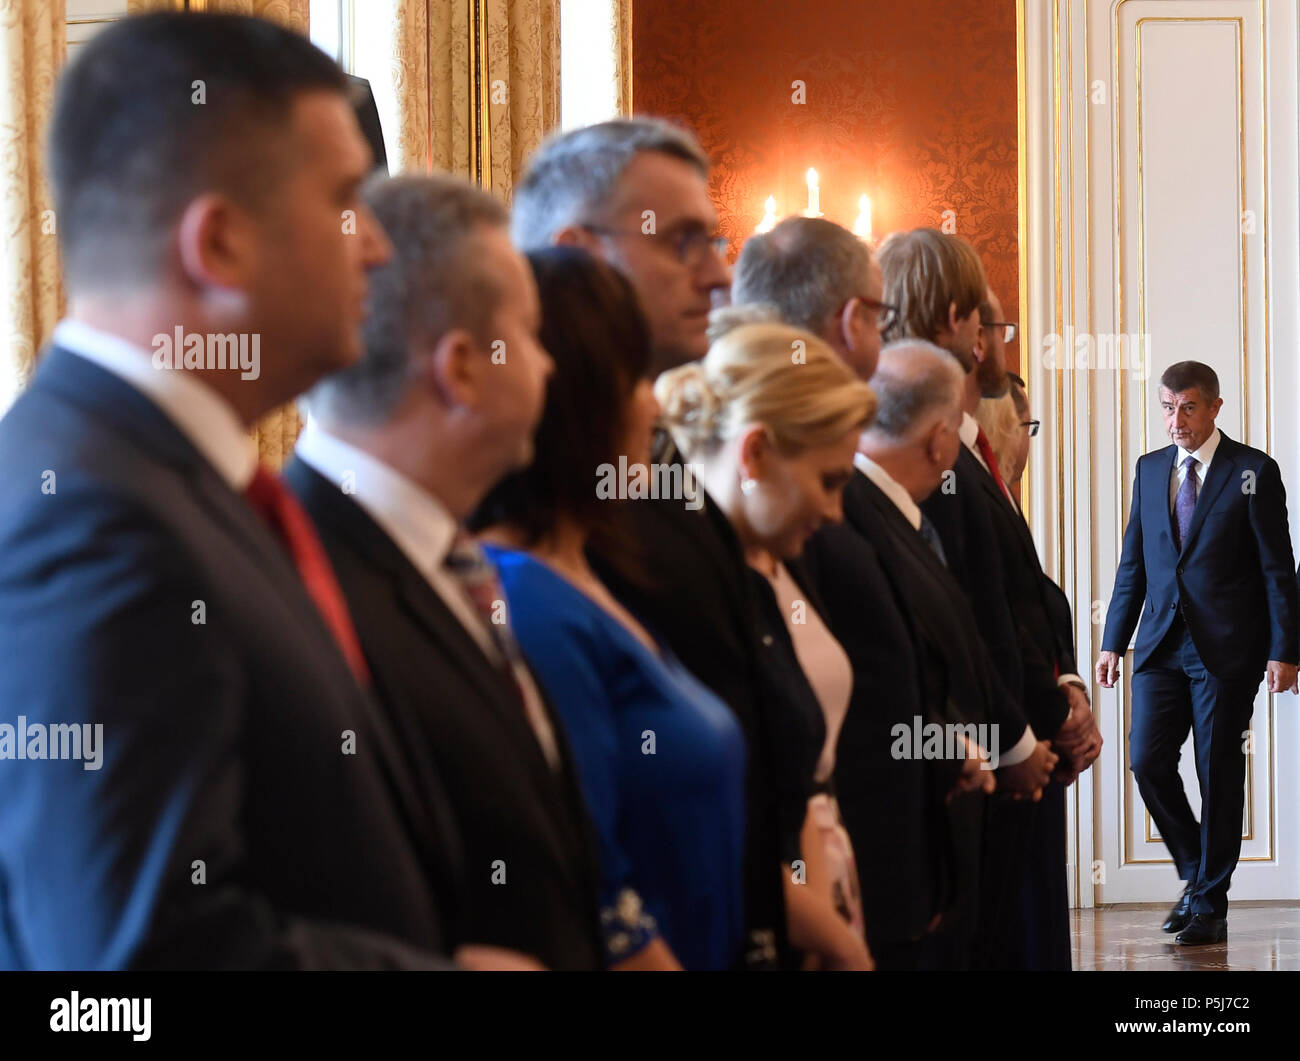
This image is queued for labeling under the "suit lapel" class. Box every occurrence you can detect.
[284,458,590,885]
[42,350,449,879]
[1148,446,1180,556]
[1179,433,1237,555]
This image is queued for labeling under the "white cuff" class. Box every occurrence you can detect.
[997,726,1037,767]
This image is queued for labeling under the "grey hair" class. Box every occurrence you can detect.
[731,217,874,335]
[304,173,508,425]
[706,301,782,344]
[510,117,710,250]
[866,339,966,442]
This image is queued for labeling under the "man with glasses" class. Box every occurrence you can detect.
[512,117,730,374]
[512,117,788,970]
[730,216,892,382]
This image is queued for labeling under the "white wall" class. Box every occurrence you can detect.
[1021,0,1300,907]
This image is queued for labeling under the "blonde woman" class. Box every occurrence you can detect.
[657,322,878,970]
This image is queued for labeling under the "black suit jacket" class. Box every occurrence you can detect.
[1102,432,1299,677]
[0,348,459,969]
[797,508,952,946]
[591,440,788,968]
[964,453,1073,739]
[285,458,604,970]
[921,447,1026,712]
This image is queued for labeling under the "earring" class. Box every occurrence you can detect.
[740,477,757,496]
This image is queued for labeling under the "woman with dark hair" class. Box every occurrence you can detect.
[471,247,746,971]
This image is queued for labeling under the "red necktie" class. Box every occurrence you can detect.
[244,465,371,684]
[975,427,1013,505]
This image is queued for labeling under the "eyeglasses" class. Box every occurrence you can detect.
[1021,419,1041,437]
[853,296,898,337]
[582,222,729,267]
[982,320,1018,343]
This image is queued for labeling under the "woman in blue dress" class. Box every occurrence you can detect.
[471,247,746,970]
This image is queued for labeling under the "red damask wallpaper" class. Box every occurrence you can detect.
[632,0,1021,351]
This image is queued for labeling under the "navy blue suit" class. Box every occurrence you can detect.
[1102,431,1298,917]
[0,348,463,968]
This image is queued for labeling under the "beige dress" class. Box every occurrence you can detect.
[769,563,865,939]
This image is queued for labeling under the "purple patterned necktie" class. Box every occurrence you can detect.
[1174,455,1199,549]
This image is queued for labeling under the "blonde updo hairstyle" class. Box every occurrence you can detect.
[656,322,877,462]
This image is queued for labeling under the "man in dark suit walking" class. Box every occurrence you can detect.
[0,13,472,970]
[286,175,606,970]
[1099,360,1298,945]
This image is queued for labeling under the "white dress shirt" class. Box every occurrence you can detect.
[854,452,922,530]
[1168,427,1221,511]
[54,319,257,490]
[295,422,560,769]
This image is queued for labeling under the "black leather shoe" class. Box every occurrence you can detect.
[1161,887,1193,933]
[1175,914,1227,946]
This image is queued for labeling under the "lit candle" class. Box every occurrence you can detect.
[853,194,873,241]
[755,195,778,234]
[804,168,821,217]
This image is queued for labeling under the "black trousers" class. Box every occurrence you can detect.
[1129,617,1261,918]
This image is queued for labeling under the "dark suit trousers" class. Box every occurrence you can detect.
[1130,618,1259,917]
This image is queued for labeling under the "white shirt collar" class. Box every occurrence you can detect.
[53,319,258,491]
[854,452,922,531]
[294,420,459,584]
[1176,426,1221,471]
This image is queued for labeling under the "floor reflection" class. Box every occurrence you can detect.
[1072,903,1300,970]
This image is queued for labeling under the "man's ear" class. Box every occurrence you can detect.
[838,298,861,352]
[424,328,479,410]
[924,419,947,465]
[176,193,250,290]
[552,224,601,252]
[1209,396,1224,420]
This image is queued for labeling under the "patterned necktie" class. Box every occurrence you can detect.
[443,533,559,767]
[975,426,1013,505]
[244,464,370,683]
[919,513,948,567]
[1174,455,1199,549]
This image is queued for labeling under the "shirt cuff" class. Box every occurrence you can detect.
[1057,672,1086,689]
[998,726,1037,768]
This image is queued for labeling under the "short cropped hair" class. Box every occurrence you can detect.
[877,228,986,344]
[867,339,966,442]
[511,117,709,250]
[1160,361,1220,402]
[732,217,874,336]
[304,174,508,425]
[48,12,347,290]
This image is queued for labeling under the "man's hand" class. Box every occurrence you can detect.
[1265,660,1299,695]
[947,735,997,802]
[1052,684,1102,783]
[1095,650,1121,689]
[997,740,1058,801]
